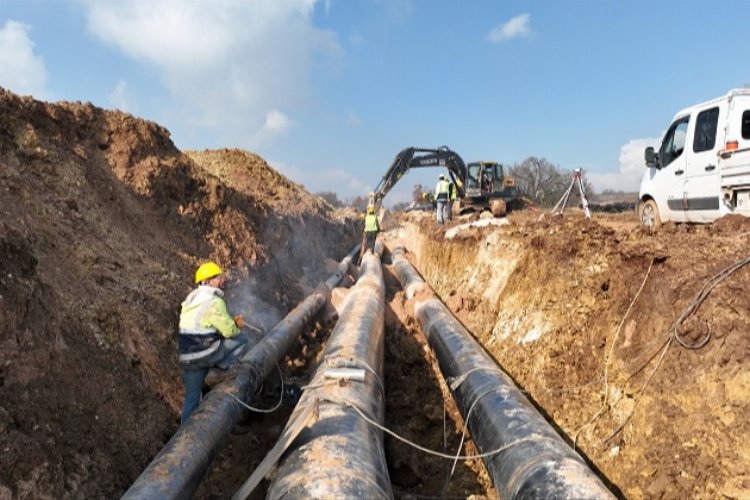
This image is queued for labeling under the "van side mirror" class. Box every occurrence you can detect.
[644,147,659,169]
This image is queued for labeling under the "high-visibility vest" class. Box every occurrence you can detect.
[364,214,379,233]
[435,180,450,201]
[178,286,239,366]
[449,182,457,200]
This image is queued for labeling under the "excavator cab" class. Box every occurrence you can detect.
[465,162,508,196]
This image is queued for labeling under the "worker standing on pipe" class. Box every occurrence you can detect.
[178,262,250,423]
[435,174,450,224]
[363,205,380,254]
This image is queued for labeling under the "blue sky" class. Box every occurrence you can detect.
[1,0,748,205]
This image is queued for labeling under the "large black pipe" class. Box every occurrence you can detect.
[265,241,392,499]
[122,245,360,500]
[391,246,614,500]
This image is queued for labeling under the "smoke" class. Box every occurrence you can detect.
[229,279,283,334]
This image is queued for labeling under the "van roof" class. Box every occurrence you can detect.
[673,88,750,118]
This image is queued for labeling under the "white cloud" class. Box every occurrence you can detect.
[249,110,294,148]
[108,79,134,112]
[487,13,532,43]
[77,0,342,147]
[263,110,292,134]
[587,137,661,192]
[0,20,48,98]
[270,159,370,199]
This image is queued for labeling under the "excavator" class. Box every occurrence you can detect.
[370,146,523,217]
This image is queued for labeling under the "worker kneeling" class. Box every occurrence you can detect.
[363,206,380,254]
[178,262,251,424]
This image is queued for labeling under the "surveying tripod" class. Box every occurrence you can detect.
[551,168,591,219]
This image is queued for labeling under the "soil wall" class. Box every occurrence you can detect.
[396,211,750,499]
[0,88,359,498]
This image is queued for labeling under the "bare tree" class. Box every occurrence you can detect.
[347,195,369,212]
[315,191,344,208]
[509,157,594,207]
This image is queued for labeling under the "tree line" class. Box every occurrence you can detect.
[508,156,594,208]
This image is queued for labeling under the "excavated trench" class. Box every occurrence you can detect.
[185,248,496,499]
[122,210,750,499]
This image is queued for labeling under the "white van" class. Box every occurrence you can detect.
[638,88,750,228]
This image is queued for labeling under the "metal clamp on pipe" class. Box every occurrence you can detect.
[391,245,615,500]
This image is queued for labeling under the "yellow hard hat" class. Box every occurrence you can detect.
[367,206,375,214]
[195,261,223,283]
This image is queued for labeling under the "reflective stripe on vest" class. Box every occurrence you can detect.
[178,288,223,365]
[364,214,379,232]
[178,340,221,363]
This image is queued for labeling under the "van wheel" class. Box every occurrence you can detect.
[639,200,662,230]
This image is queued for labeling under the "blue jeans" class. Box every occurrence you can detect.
[181,366,209,424]
[436,201,446,224]
[180,332,251,424]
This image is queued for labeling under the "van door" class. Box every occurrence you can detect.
[654,116,690,222]
[685,104,724,221]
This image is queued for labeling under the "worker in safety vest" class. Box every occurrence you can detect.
[435,174,450,225]
[178,262,250,423]
[363,206,380,254]
[447,179,457,221]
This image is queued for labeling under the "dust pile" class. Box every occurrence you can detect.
[393,209,750,499]
[0,88,358,498]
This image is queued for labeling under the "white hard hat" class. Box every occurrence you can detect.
[439,174,445,180]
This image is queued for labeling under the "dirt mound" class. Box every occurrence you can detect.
[710,213,750,234]
[391,210,750,499]
[0,88,358,498]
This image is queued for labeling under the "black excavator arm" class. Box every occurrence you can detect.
[370,146,467,208]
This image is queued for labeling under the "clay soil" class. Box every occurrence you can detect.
[0,88,359,498]
[389,209,750,499]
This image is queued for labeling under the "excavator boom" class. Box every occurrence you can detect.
[371,146,467,208]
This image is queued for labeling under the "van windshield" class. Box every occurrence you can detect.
[661,117,689,167]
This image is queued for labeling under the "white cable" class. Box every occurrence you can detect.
[228,365,285,414]
[319,396,547,461]
[447,366,504,391]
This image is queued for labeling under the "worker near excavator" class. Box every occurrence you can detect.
[178,262,250,424]
[435,174,450,224]
[363,205,380,253]
[447,178,457,221]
